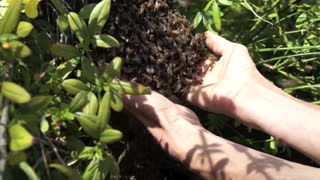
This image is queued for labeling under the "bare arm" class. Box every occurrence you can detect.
[124,92,320,179]
[188,32,320,163]
[232,76,320,162]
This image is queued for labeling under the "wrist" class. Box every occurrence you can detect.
[225,74,286,128]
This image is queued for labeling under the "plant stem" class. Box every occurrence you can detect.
[256,52,320,64]
[0,98,9,180]
[258,45,320,52]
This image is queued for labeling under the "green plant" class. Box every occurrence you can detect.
[177,0,320,163]
[0,0,150,179]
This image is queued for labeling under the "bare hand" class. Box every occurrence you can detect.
[187,32,263,115]
[123,91,204,161]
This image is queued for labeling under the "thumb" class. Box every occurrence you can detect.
[205,31,235,55]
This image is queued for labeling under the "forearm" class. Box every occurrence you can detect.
[231,78,320,162]
[164,119,320,179]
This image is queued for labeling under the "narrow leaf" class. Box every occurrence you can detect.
[57,15,69,32]
[0,0,22,34]
[19,96,52,112]
[56,58,79,80]
[79,3,97,20]
[16,21,34,38]
[99,129,123,144]
[50,163,82,180]
[212,0,222,31]
[102,56,123,82]
[51,0,65,15]
[109,81,151,95]
[70,91,89,112]
[19,161,40,180]
[49,44,81,59]
[75,112,100,138]
[40,118,49,134]
[88,0,111,34]
[2,81,31,104]
[62,79,90,95]
[24,0,41,19]
[92,34,119,48]
[110,90,123,112]
[97,87,111,131]
[82,92,99,115]
[68,12,88,43]
[9,124,33,151]
[81,56,98,84]
[5,40,32,59]
[193,11,203,28]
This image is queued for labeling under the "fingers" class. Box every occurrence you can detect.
[187,84,215,112]
[205,31,235,55]
[122,91,175,123]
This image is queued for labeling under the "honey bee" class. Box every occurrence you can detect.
[204,55,217,71]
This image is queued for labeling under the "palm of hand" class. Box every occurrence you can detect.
[188,33,259,114]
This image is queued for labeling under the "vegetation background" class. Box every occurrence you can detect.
[0,0,319,179]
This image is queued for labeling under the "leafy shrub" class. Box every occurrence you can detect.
[0,0,150,179]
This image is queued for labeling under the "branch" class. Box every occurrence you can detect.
[0,98,9,180]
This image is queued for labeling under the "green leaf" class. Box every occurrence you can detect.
[78,146,96,160]
[75,112,100,138]
[3,40,32,59]
[51,0,65,15]
[81,56,98,84]
[57,15,69,32]
[19,96,52,112]
[97,87,111,131]
[62,79,90,95]
[102,56,123,82]
[218,0,233,6]
[68,12,88,43]
[8,152,27,166]
[82,92,99,115]
[0,33,18,43]
[2,81,31,104]
[9,124,33,151]
[110,90,123,112]
[70,91,89,112]
[56,58,79,80]
[24,0,41,19]
[212,0,222,31]
[65,136,85,152]
[92,34,119,48]
[79,3,97,20]
[193,11,203,28]
[109,80,151,95]
[49,44,82,59]
[82,158,108,180]
[40,118,49,134]
[88,0,111,34]
[105,152,120,176]
[99,128,123,144]
[16,21,33,38]
[50,164,82,180]
[0,0,22,34]
[19,161,40,180]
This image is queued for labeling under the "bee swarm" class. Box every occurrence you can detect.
[99,0,210,97]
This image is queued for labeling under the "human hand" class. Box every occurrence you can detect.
[123,91,204,162]
[187,32,266,115]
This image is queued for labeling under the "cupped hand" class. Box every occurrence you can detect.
[187,32,263,115]
[123,91,204,161]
